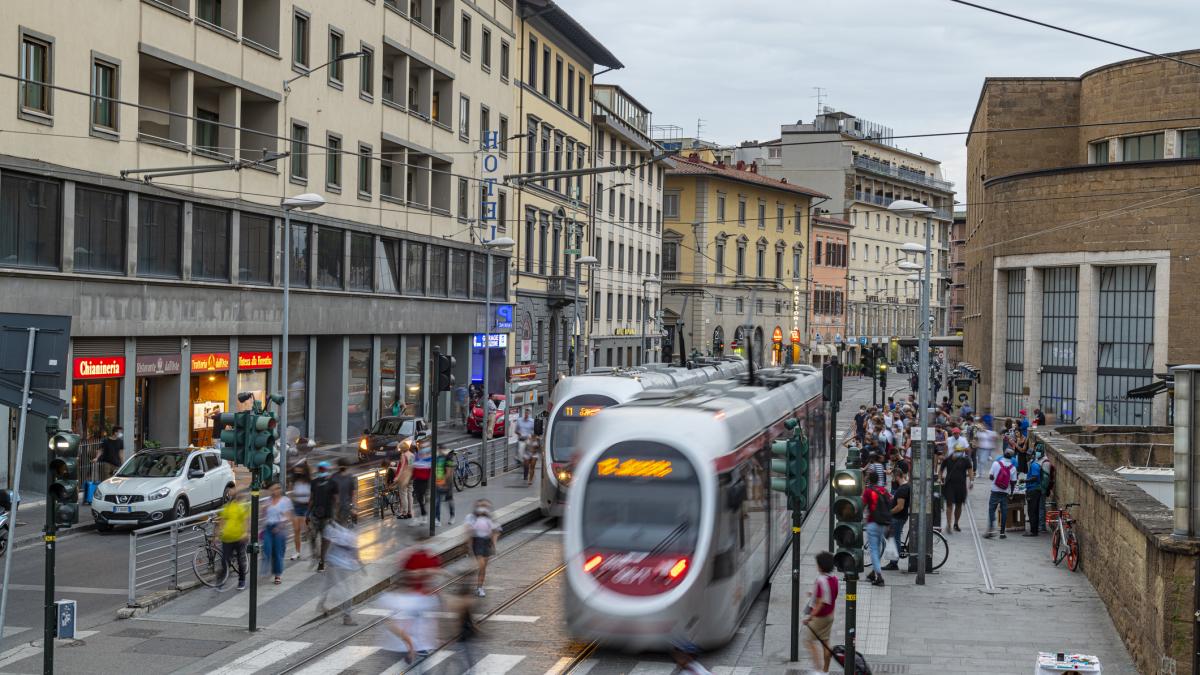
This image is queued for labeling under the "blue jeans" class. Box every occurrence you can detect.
[865,522,886,576]
[434,486,455,522]
[988,490,1009,532]
[262,523,286,576]
[891,514,908,560]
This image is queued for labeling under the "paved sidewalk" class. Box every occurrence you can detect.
[763,476,1136,674]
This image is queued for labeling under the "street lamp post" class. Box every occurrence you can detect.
[573,255,599,374]
[640,276,659,365]
[278,193,325,491]
[480,236,515,487]
[890,199,936,586]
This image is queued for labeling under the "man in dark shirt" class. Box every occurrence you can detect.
[309,462,340,571]
[93,427,124,480]
[853,406,868,445]
[882,466,911,571]
[332,461,358,526]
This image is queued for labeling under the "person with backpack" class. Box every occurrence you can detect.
[433,444,457,526]
[985,449,1017,539]
[1025,446,1049,536]
[863,471,891,586]
[309,461,340,571]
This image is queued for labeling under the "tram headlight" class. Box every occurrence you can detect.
[556,469,572,484]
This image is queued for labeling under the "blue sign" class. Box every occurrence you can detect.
[858,336,868,347]
[472,334,508,349]
[494,304,513,330]
[55,599,76,639]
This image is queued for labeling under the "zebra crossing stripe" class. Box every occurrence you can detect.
[208,640,309,675]
[291,645,381,675]
[465,653,526,674]
[378,649,454,675]
[627,663,677,674]
[543,657,596,675]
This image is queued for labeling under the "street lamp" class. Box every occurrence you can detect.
[278,192,325,490]
[480,236,515,487]
[640,276,660,365]
[574,255,599,374]
[888,198,935,585]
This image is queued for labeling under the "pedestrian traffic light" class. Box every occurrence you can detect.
[246,411,279,473]
[831,460,864,574]
[822,361,842,403]
[770,420,811,511]
[46,417,81,528]
[213,411,247,464]
[437,353,456,392]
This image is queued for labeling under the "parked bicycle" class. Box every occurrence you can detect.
[454,456,483,491]
[863,521,949,571]
[1046,501,1080,571]
[191,518,245,588]
[375,483,401,519]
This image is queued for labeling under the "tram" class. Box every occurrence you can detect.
[563,367,827,650]
[539,358,748,517]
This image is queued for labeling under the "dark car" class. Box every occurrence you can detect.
[358,416,428,461]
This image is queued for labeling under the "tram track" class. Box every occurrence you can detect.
[275,518,560,675]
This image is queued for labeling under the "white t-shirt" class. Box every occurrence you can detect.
[378,591,440,653]
[989,459,1016,493]
[265,496,293,525]
[949,436,969,453]
[465,513,501,539]
[977,429,998,451]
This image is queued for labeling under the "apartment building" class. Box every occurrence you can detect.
[589,84,668,367]
[511,0,621,402]
[661,152,825,367]
[0,0,519,489]
[809,215,852,365]
[754,110,955,365]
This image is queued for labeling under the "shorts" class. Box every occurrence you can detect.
[943,482,967,506]
[293,502,309,518]
[805,613,833,643]
[471,536,494,558]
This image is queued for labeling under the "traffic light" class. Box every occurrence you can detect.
[878,362,888,389]
[831,453,864,574]
[46,417,81,528]
[437,353,456,392]
[246,410,279,476]
[213,411,247,464]
[769,420,811,511]
[822,362,842,403]
[861,349,874,374]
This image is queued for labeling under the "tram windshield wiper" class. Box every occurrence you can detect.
[647,520,691,556]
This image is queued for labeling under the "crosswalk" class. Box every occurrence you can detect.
[0,630,98,670]
[207,640,760,675]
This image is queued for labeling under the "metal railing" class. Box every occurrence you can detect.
[127,509,220,606]
[853,155,954,191]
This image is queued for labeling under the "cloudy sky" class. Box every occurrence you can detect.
[558,0,1199,194]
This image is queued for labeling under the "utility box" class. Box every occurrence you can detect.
[54,599,76,639]
[1171,365,1200,538]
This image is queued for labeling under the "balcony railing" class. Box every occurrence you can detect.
[853,155,954,192]
[545,276,578,308]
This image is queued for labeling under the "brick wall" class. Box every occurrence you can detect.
[1059,425,1174,468]
[1035,428,1200,674]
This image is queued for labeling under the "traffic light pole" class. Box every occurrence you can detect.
[430,347,441,538]
[789,504,801,663]
[827,357,840,553]
[43,490,55,675]
[844,571,858,675]
[248,483,260,632]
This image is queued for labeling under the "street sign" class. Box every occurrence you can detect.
[55,599,76,639]
[565,249,581,255]
[507,364,537,382]
[858,336,868,346]
[835,334,843,344]
[494,305,513,330]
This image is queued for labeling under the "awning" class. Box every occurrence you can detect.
[895,336,964,348]
[1127,380,1170,399]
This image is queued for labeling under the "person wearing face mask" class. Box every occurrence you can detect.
[464,500,501,597]
[95,426,125,480]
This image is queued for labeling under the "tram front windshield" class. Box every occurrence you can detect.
[549,394,617,463]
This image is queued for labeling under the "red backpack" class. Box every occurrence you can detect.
[993,459,1012,490]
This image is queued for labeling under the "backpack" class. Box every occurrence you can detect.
[867,487,893,526]
[1039,459,1053,493]
[534,416,545,436]
[992,460,1012,491]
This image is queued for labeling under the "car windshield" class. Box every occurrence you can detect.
[370,419,416,436]
[116,452,188,478]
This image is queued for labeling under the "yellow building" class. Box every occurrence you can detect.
[662,153,826,366]
[512,0,622,403]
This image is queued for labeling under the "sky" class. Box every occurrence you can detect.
[557,0,1199,196]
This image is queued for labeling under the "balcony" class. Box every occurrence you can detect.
[853,155,953,192]
[137,54,189,149]
[545,276,579,308]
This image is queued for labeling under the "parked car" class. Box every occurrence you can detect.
[358,416,429,461]
[467,394,508,437]
[91,448,235,531]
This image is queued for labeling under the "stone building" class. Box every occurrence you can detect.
[964,49,1200,425]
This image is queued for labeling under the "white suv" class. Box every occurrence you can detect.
[91,448,235,531]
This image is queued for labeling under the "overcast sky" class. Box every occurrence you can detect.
[558,0,1199,197]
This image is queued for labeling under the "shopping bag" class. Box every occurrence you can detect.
[82,464,99,505]
[883,537,900,563]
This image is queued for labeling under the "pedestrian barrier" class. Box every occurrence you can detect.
[126,508,220,606]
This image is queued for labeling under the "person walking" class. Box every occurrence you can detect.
[216,485,249,591]
[94,426,125,480]
[514,409,536,483]
[332,460,358,526]
[464,499,501,597]
[383,535,443,664]
[309,461,340,571]
[262,482,294,585]
[318,520,361,625]
[985,449,1017,539]
[853,405,868,446]
[433,445,457,526]
[1024,448,1046,537]
[396,443,414,519]
[863,472,891,587]
[882,467,910,571]
[940,437,974,533]
[289,463,311,561]
[410,440,432,526]
[975,423,998,478]
[803,551,839,673]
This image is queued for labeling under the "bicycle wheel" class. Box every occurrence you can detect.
[1051,528,1063,566]
[192,543,229,588]
[929,530,949,571]
[1065,530,1080,571]
[387,491,401,517]
[453,468,466,492]
[461,461,483,489]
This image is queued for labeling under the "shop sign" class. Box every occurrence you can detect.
[772,327,783,344]
[135,354,182,377]
[472,334,508,349]
[614,328,638,336]
[494,305,513,330]
[191,352,231,372]
[790,329,801,344]
[507,364,537,382]
[238,351,274,370]
[520,339,532,362]
[74,356,125,379]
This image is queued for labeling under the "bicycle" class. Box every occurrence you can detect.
[191,519,245,588]
[863,520,949,572]
[375,483,401,519]
[1046,501,1080,571]
[454,457,483,491]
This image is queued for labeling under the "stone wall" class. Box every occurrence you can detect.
[1058,425,1174,468]
[1035,428,1199,675]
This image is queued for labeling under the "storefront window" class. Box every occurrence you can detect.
[189,371,228,446]
[380,338,399,417]
[404,337,424,417]
[287,351,307,437]
[236,370,267,411]
[71,379,121,468]
[348,346,371,434]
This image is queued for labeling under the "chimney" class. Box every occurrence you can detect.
[749,163,758,174]
[780,177,788,183]
[736,160,746,171]
[688,152,700,161]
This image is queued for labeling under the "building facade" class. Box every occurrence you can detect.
[661,153,824,367]
[511,0,621,404]
[589,84,667,368]
[755,110,955,364]
[948,207,968,363]
[964,50,1200,425]
[808,215,851,364]
[0,0,525,490]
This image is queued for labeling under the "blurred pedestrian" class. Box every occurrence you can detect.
[289,463,311,560]
[397,442,414,520]
[449,583,480,669]
[384,533,443,661]
[883,467,910,571]
[333,460,358,526]
[262,481,293,585]
[319,520,361,625]
[433,444,457,526]
[940,435,974,533]
[465,499,501,597]
[410,440,432,526]
[216,485,249,591]
[670,641,713,674]
[802,551,838,673]
[94,426,124,480]
[863,472,891,587]
[514,408,535,483]
[309,461,339,571]
[1024,448,1046,537]
[985,449,1017,539]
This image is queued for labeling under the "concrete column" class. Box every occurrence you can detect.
[62,181,76,273]
[1152,260,1172,425]
[228,211,240,284]
[314,335,348,444]
[178,338,193,447]
[218,87,240,160]
[127,192,139,277]
[181,201,194,280]
[122,337,136,446]
[168,69,193,147]
[227,336,240,408]
[343,230,353,291]
[370,335,382,424]
[1075,264,1099,424]
[306,336,317,438]
[1023,266,1043,413]
[989,267,1007,416]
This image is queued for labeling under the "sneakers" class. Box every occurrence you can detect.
[999,532,1007,539]
[870,577,885,587]
[289,553,301,561]
[881,562,900,571]
[1022,532,1038,537]
[865,571,877,582]
[236,582,247,591]
[343,616,358,626]
[984,529,995,539]
[476,587,486,597]
[447,517,454,525]
[317,562,326,572]
[954,524,962,532]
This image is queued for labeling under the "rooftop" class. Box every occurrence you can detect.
[666,154,828,199]
[520,0,623,69]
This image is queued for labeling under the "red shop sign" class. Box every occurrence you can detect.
[191,352,231,372]
[237,352,274,370]
[74,356,125,379]
[507,364,537,382]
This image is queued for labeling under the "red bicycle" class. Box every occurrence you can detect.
[1045,501,1080,571]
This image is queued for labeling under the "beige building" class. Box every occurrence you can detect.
[0,0,521,488]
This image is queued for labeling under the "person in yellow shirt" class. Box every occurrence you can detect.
[216,485,250,591]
